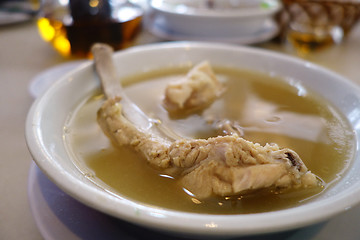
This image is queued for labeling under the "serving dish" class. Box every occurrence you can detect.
[26,42,360,237]
[147,0,282,38]
[147,16,279,44]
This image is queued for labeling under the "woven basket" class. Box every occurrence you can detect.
[276,0,360,40]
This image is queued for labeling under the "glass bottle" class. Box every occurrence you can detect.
[37,0,143,58]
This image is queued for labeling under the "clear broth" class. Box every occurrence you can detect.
[65,66,354,214]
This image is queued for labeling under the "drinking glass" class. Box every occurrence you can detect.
[281,0,360,55]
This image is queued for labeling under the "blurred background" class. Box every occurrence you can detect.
[2,0,359,58]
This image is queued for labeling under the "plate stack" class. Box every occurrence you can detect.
[145,0,283,44]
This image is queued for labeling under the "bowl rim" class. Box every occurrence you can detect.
[26,41,360,237]
[149,0,282,18]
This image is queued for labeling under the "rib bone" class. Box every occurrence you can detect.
[92,43,180,141]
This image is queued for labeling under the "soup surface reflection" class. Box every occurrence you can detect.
[65,66,354,214]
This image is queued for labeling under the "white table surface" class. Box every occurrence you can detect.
[1,18,360,240]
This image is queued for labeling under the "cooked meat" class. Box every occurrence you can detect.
[93,43,319,199]
[163,61,224,113]
[98,98,319,199]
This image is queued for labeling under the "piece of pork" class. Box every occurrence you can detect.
[163,61,224,113]
[92,43,319,199]
[98,98,319,199]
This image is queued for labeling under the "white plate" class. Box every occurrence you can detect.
[0,1,38,25]
[0,11,32,25]
[29,161,360,240]
[147,17,279,44]
[28,61,86,99]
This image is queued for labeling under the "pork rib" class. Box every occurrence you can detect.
[98,98,319,199]
[93,43,319,199]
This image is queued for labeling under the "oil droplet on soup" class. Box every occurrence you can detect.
[64,66,354,214]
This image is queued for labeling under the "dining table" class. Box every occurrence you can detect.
[1,14,360,240]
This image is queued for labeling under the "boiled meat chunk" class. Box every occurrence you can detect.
[98,98,319,199]
[93,44,319,200]
[163,61,224,113]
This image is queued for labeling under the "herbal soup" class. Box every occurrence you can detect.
[65,65,354,214]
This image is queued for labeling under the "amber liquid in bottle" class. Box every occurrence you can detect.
[37,1,142,58]
[287,30,335,55]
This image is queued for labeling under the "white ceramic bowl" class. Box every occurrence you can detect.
[148,0,282,37]
[26,42,360,237]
